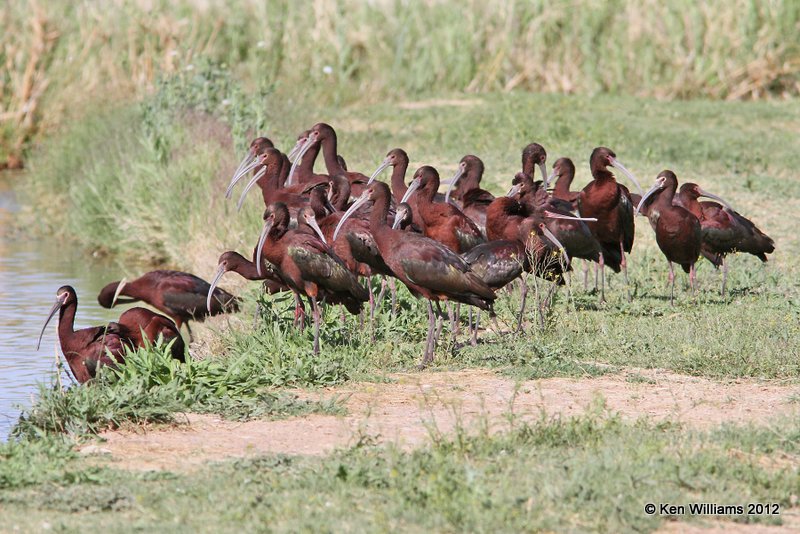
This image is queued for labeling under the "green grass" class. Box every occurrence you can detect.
[12,339,342,440]
[13,66,800,440]
[3,411,800,532]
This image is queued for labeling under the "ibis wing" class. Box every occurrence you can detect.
[618,185,635,253]
[289,243,369,302]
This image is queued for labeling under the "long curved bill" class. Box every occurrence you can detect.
[110,278,128,308]
[206,264,227,312]
[544,170,556,189]
[539,224,570,267]
[306,214,327,243]
[506,183,522,197]
[226,153,261,199]
[368,158,391,185]
[236,166,267,211]
[256,220,274,277]
[37,296,65,350]
[610,157,643,195]
[392,209,405,229]
[287,137,315,186]
[399,177,421,205]
[226,150,256,198]
[544,211,597,222]
[636,179,665,215]
[444,167,464,204]
[287,137,306,161]
[538,162,548,186]
[333,191,370,241]
[697,188,735,211]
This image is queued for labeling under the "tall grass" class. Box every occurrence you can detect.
[3,0,800,167]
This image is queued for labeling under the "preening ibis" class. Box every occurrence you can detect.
[98,270,239,340]
[256,202,369,354]
[38,286,183,383]
[637,171,702,304]
[675,182,774,294]
[577,147,643,301]
[335,182,496,366]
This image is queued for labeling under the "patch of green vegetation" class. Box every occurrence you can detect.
[13,340,341,440]
[4,412,800,532]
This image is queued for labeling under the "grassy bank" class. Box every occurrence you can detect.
[4,411,800,532]
[3,0,800,167]
[14,66,800,439]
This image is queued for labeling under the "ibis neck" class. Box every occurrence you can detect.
[58,301,77,340]
[321,136,346,176]
[298,142,321,176]
[390,161,409,201]
[553,172,573,198]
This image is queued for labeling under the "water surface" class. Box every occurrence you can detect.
[0,176,122,439]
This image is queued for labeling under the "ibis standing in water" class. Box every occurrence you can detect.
[98,270,239,340]
[335,182,496,367]
[637,171,702,304]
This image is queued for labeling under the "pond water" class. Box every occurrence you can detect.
[0,176,122,440]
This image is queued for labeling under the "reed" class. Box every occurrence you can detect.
[2,0,799,168]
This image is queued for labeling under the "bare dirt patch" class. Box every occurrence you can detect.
[86,368,800,472]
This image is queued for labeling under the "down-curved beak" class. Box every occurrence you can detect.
[306,214,327,244]
[444,166,464,204]
[368,157,391,185]
[37,293,67,350]
[544,170,556,189]
[399,177,421,205]
[538,162,548,185]
[206,264,227,313]
[539,224,570,268]
[236,165,267,211]
[610,157,644,195]
[506,184,522,198]
[256,219,274,277]
[697,188,735,211]
[391,209,405,229]
[110,278,128,308]
[287,136,315,186]
[226,151,260,199]
[636,178,666,215]
[334,191,370,241]
[287,137,306,161]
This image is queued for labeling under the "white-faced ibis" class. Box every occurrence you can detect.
[98,270,239,340]
[522,143,549,186]
[38,286,184,383]
[577,147,643,301]
[335,182,496,366]
[256,202,369,354]
[234,148,309,212]
[226,137,274,198]
[637,171,702,304]
[288,123,369,191]
[206,250,303,327]
[399,166,485,253]
[445,155,494,234]
[369,148,410,200]
[550,157,579,207]
[675,182,774,294]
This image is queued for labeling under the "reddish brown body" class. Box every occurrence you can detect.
[98,270,239,331]
[409,166,485,253]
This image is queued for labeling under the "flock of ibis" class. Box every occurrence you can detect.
[38,122,775,380]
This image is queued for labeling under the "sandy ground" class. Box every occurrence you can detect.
[84,368,800,472]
